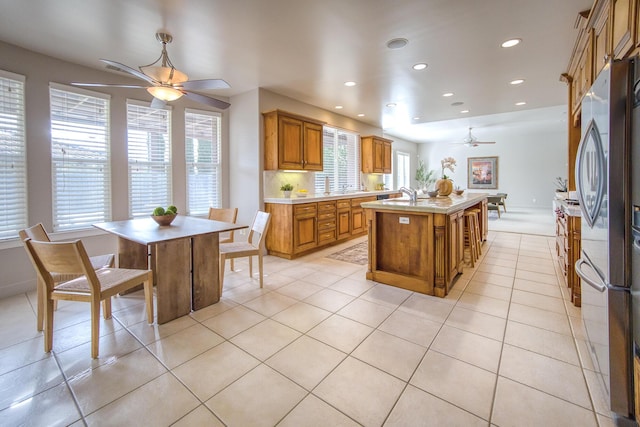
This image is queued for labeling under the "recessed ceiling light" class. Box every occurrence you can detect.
[412,63,428,70]
[357,113,365,117]
[386,38,408,49]
[386,103,397,107]
[510,79,525,85]
[515,101,526,106]
[344,81,356,87]
[442,92,454,97]
[501,38,522,48]
[451,101,464,106]
[335,105,343,109]
[413,117,420,120]
[460,110,470,114]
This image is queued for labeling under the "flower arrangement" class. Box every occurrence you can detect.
[440,157,457,179]
[415,160,437,190]
[555,177,568,192]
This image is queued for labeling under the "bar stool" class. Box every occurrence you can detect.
[468,208,483,257]
[463,211,479,267]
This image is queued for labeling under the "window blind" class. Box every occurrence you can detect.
[0,70,27,239]
[314,126,361,194]
[127,101,172,217]
[185,109,221,215]
[50,84,111,231]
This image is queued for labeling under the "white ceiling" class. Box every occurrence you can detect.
[0,0,592,143]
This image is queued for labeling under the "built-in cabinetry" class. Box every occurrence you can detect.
[263,110,325,171]
[361,136,392,174]
[265,194,386,259]
[563,0,639,190]
[555,205,582,306]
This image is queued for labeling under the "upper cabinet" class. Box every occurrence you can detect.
[361,136,393,174]
[263,110,325,171]
[611,0,636,59]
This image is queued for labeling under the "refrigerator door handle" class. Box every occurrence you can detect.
[575,258,607,293]
[632,224,640,251]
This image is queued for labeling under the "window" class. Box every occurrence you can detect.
[127,101,171,218]
[185,109,221,215]
[395,151,411,188]
[315,126,360,194]
[0,71,27,239]
[50,84,111,231]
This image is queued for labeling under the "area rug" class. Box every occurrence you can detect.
[326,241,368,265]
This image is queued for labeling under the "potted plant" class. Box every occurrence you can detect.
[280,183,294,198]
[415,160,437,192]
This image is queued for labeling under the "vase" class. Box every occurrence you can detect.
[435,178,453,196]
[283,190,292,198]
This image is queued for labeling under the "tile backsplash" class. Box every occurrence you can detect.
[263,171,388,198]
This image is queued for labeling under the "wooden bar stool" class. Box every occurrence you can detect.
[463,211,479,267]
[468,208,483,257]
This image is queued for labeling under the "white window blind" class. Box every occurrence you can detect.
[185,109,221,215]
[50,84,111,231]
[315,126,361,194]
[0,71,27,239]
[127,101,172,217]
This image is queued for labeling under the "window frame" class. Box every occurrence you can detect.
[315,126,361,194]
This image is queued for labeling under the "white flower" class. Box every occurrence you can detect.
[440,157,457,174]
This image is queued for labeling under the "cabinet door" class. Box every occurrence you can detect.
[278,115,304,170]
[303,121,323,170]
[383,141,392,173]
[611,0,635,59]
[593,8,610,79]
[373,139,384,173]
[351,209,364,234]
[294,215,317,253]
[337,210,351,239]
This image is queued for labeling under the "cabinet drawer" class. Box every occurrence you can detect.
[318,220,336,231]
[318,201,336,212]
[351,196,376,207]
[318,230,336,244]
[294,203,317,217]
[318,212,336,221]
[337,200,351,210]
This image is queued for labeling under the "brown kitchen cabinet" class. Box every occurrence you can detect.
[317,201,337,246]
[611,0,635,59]
[336,199,351,240]
[263,110,325,171]
[361,135,393,174]
[351,196,376,235]
[555,206,582,306]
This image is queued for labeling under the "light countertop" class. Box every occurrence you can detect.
[264,189,400,204]
[361,192,488,214]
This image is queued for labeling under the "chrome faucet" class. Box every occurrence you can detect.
[399,186,417,203]
[340,184,351,194]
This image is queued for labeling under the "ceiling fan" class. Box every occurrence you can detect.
[452,127,496,147]
[71,32,231,110]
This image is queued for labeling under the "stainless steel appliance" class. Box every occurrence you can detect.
[575,57,638,426]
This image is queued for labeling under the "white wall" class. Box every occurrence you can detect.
[419,115,567,208]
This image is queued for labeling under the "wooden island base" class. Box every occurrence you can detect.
[363,194,487,297]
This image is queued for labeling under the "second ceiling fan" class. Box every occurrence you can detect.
[72,32,231,110]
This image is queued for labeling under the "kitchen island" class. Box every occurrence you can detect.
[362,193,488,297]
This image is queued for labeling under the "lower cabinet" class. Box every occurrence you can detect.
[351,196,376,235]
[555,208,582,306]
[317,201,337,246]
[293,203,317,254]
[337,200,351,240]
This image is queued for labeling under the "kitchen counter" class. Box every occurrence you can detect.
[361,192,488,214]
[363,193,488,298]
[554,198,581,217]
[264,189,400,204]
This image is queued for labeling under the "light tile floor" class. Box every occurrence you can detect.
[0,231,615,426]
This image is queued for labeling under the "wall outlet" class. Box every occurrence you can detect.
[399,217,410,224]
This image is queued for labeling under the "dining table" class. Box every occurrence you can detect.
[94,215,247,324]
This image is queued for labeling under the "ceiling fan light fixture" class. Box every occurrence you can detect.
[147,86,183,102]
[141,65,189,84]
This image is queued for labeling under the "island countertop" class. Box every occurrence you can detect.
[361,192,489,215]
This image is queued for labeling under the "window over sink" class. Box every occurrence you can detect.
[314,126,360,194]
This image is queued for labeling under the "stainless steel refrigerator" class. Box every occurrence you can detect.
[575,57,639,426]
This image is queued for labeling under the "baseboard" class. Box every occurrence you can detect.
[0,279,36,300]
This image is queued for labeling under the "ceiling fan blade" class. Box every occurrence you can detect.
[180,79,231,91]
[150,97,166,109]
[100,59,155,84]
[182,90,230,110]
[473,141,496,144]
[71,82,147,89]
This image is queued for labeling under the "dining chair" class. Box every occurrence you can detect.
[219,211,271,293]
[497,193,508,212]
[208,207,239,269]
[19,223,115,332]
[487,195,502,218]
[22,237,153,358]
